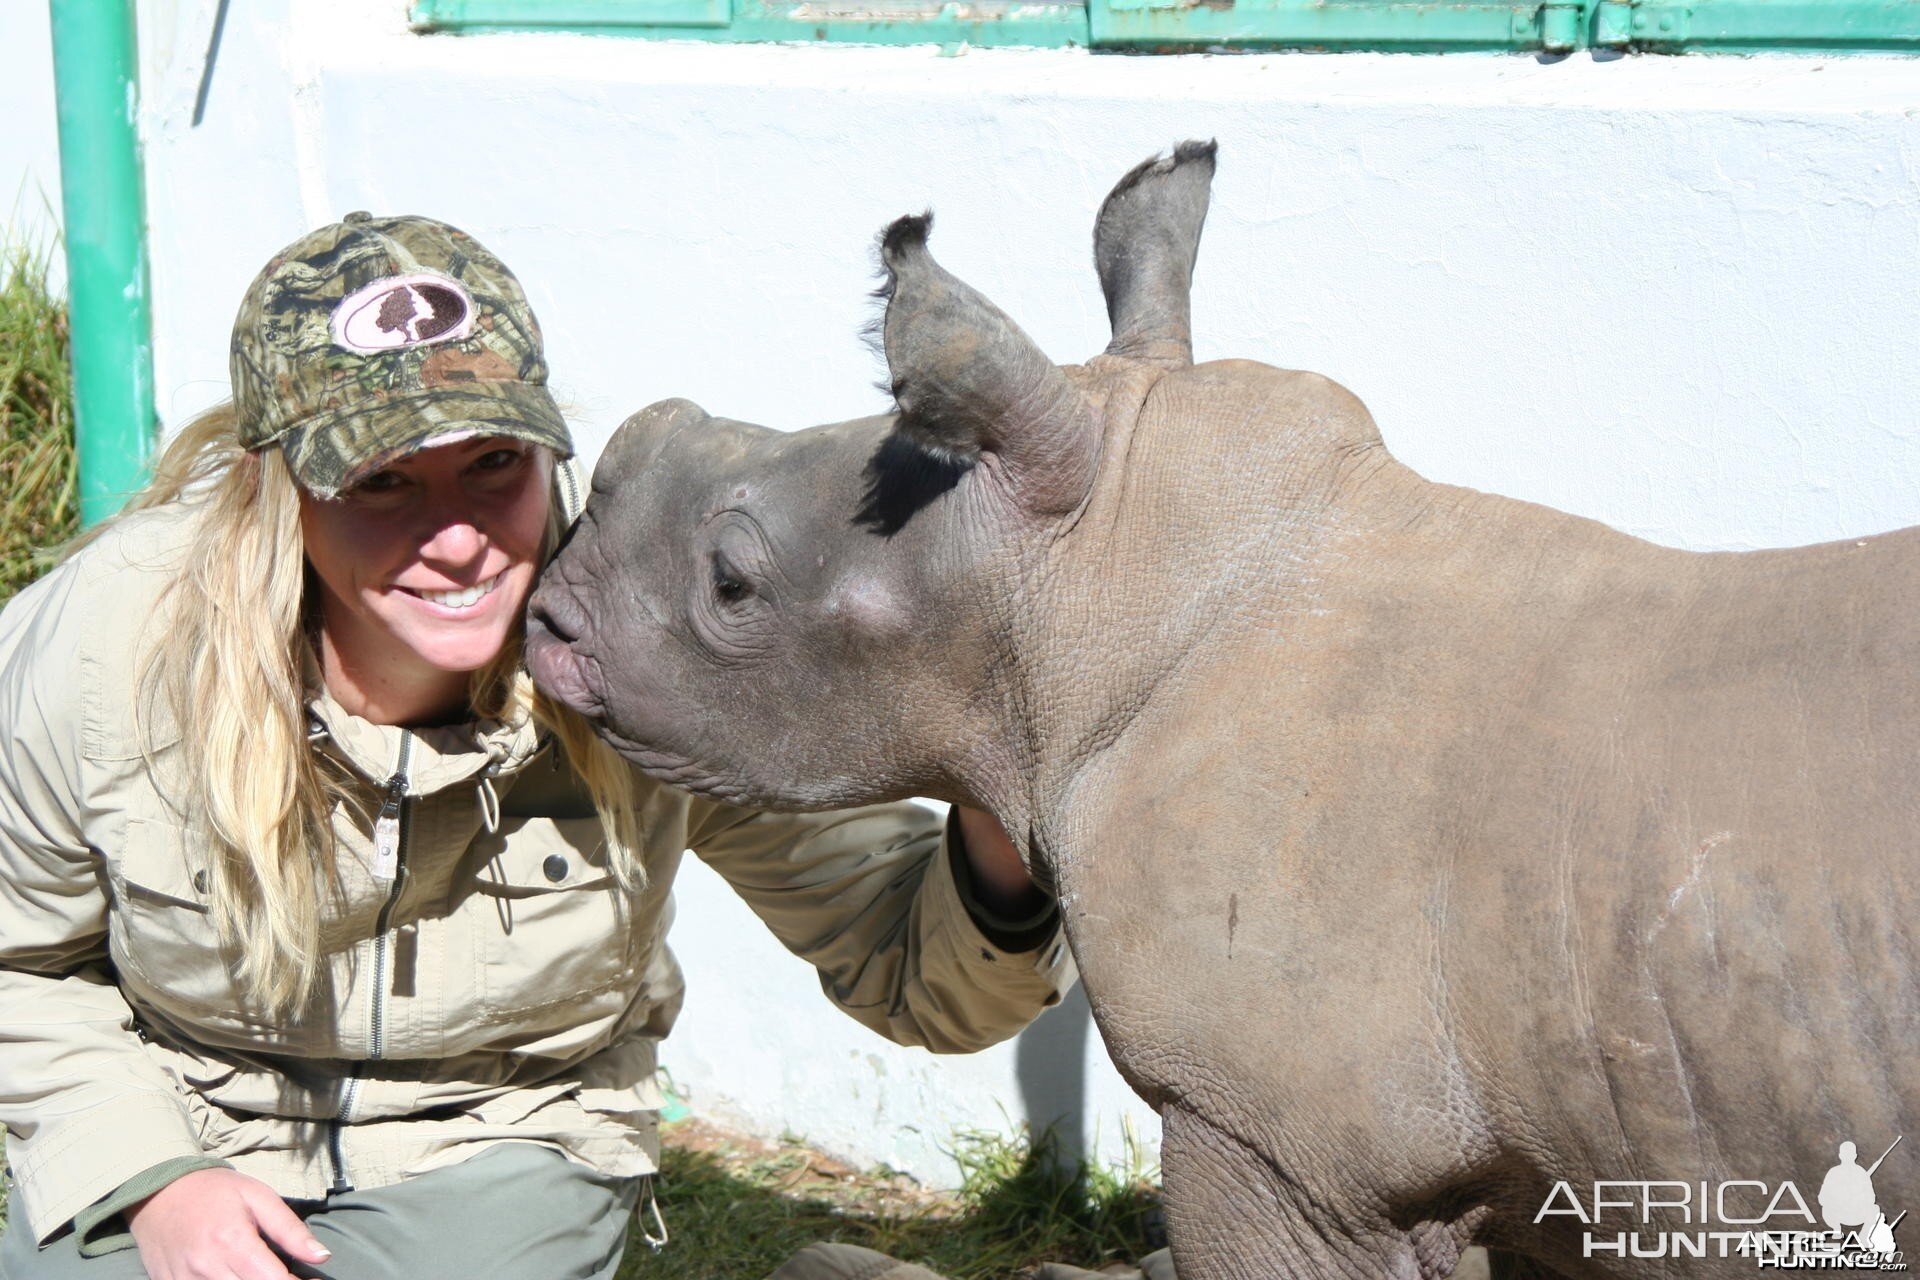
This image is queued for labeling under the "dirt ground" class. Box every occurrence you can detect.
[664,1117,960,1220]
[647,1118,1490,1280]
[636,1116,1163,1279]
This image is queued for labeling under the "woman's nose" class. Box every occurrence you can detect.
[417,513,486,566]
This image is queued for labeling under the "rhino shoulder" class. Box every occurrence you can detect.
[1161,358,1383,449]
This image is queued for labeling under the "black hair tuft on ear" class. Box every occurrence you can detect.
[862,211,936,401]
[880,212,933,266]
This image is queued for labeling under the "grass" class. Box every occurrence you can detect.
[0,233,76,609]
[623,1119,1164,1279]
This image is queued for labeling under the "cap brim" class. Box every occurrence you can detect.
[276,380,575,499]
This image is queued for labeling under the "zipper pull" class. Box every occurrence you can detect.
[371,772,405,881]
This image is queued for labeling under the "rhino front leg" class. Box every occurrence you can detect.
[1161,1103,1460,1280]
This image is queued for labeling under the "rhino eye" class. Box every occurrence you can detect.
[711,559,753,605]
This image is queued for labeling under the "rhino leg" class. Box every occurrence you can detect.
[1160,1104,1453,1280]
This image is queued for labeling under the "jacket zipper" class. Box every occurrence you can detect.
[557,454,583,522]
[327,731,413,1194]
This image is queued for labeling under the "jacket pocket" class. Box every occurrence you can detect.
[467,818,638,1025]
[108,817,232,1012]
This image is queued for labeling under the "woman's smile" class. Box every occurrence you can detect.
[401,570,505,612]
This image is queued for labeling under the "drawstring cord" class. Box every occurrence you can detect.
[637,1175,669,1251]
[476,773,501,834]
[475,731,512,834]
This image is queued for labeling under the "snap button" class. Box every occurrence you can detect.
[192,869,210,894]
[542,854,569,883]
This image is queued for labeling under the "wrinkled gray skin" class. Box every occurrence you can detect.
[528,144,1919,1279]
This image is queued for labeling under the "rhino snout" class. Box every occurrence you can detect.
[525,589,602,717]
[526,583,586,646]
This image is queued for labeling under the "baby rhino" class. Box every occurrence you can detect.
[528,144,1919,1279]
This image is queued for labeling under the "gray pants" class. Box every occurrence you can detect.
[0,1144,643,1280]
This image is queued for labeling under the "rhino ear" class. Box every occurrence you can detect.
[876,214,1098,517]
[1095,139,1216,366]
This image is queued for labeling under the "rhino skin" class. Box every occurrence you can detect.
[527,143,1920,1279]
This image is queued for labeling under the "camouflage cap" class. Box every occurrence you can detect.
[230,211,574,498]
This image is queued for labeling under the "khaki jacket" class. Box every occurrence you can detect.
[0,502,1073,1245]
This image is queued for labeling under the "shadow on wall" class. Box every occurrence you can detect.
[1015,980,1094,1167]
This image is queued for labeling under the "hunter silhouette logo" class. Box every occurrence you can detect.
[331,273,476,354]
[1816,1139,1905,1264]
[1534,1135,1906,1269]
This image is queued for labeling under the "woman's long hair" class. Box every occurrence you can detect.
[87,403,639,1015]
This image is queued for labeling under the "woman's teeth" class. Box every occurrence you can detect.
[414,574,500,610]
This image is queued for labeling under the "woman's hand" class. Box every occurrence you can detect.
[127,1167,331,1280]
[953,805,1051,919]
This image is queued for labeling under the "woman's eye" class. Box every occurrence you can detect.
[351,470,405,496]
[473,448,524,473]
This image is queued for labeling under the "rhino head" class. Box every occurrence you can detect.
[534,143,1196,809]
[526,140,1376,835]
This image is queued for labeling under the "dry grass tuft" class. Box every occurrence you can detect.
[0,234,76,607]
[626,1119,1164,1280]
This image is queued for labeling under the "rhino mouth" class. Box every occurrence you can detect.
[524,595,604,719]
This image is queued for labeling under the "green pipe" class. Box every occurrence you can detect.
[50,0,155,526]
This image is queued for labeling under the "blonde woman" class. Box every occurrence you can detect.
[0,214,1070,1280]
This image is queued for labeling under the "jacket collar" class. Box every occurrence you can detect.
[301,644,548,794]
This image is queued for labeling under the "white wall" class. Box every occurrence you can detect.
[0,3,63,265]
[9,0,1920,1187]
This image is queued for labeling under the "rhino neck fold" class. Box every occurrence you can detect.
[991,360,1409,850]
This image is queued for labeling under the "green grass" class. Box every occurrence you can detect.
[624,1121,1164,1279]
[0,233,76,609]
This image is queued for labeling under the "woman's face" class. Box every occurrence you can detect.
[300,435,554,701]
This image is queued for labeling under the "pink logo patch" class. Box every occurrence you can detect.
[330,273,477,354]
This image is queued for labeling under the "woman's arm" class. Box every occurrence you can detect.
[688,800,1074,1054]
[0,568,327,1274]
[0,573,208,1248]
[951,805,1051,922]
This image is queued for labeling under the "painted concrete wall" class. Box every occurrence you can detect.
[1,3,63,264]
[6,0,1920,1187]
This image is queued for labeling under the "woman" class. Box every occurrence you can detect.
[0,213,1069,1279]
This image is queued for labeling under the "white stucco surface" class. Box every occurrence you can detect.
[6,0,1920,1187]
[0,3,63,266]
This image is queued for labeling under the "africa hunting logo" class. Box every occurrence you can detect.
[1536,1137,1906,1269]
